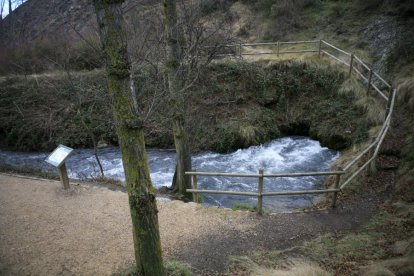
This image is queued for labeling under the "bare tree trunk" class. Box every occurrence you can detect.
[79,115,105,177]
[162,0,192,200]
[8,0,11,14]
[92,1,164,275]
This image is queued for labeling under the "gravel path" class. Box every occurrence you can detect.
[0,173,386,275]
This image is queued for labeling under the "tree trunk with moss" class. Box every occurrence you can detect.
[92,1,164,275]
[162,0,192,200]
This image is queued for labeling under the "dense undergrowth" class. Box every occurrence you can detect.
[0,60,371,153]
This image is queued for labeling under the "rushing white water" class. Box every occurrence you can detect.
[0,136,339,211]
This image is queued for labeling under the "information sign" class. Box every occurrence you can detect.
[45,145,74,167]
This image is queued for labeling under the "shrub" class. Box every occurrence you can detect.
[0,36,103,75]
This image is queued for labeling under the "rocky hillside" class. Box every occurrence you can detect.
[0,0,159,43]
[0,0,96,43]
[1,1,413,78]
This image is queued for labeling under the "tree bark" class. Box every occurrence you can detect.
[162,0,192,200]
[92,1,164,275]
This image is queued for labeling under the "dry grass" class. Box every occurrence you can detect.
[361,254,414,276]
[397,78,414,112]
[251,262,331,276]
[228,255,331,276]
[338,77,385,124]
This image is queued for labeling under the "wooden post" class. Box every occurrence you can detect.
[192,169,198,203]
[58,163,70,190]
[331,173,341,208]
[318,40,322,57]
[239,42,242,58]
[348,53,354,78]
[366,137,377,176]
[367,69,373,95]
[277,41,280,57]
[257,169,264,215]
[384,89,394,119]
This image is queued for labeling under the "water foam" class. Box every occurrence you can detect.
[0,136,338,211]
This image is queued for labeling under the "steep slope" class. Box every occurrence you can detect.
[0,0,96,43]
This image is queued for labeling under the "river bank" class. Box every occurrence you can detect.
[0,173,386,275]
[0,60,373,153]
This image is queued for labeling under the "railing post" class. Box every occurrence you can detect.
[257,169,264,215]
[331,173,341,208]
[277,41,280,57]
[369,139,379,176]
[367,69,373,95]
[318,39,322,57]
[384,89,394,119]
[366,137,377,176]
[192,169,198,203]
[239,42,242,58]
[348,53,354,78]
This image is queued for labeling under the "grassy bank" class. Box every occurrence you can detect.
[226,94,414,275]
[0,60,373,153]
[227,202,414,275]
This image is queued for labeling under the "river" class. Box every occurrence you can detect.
[0,136,339,212]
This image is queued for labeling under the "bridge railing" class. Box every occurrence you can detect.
[186,40,396,214]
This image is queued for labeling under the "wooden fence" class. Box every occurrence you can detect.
[186,40,396,215]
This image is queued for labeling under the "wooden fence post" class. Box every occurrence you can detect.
[257,169,264,215]
[369,137,379,176]
[331,173,341,208]
[58,163,70,190]
[348,53,354,78]
[366,137,377,176]
[192,169,198,203]
[277,41,280,57]
[384,89,394,119]
[239,42,242,58]
[367,69,373,95]
[318,40,322,57]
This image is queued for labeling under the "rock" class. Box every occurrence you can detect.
[97,140,108,148]
[360,15,402,77]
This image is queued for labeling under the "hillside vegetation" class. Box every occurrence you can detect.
[0,61,372,153]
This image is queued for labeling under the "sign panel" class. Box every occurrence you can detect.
[45,145,74,167]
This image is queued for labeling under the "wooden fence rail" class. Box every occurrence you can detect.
[186,40,396,214]
[186,169,344,214]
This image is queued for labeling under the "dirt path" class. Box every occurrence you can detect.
[0,173,387,275]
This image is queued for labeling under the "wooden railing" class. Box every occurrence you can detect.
[186,40,396,214]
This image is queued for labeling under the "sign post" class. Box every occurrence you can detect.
[45,145,74,189]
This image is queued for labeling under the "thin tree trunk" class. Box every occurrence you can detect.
[172,116,192,198]
[8,0,11,14]
[80,116,105,177]
[93,145,105,178]
[162,0,192,200]
[92,1,164,275]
